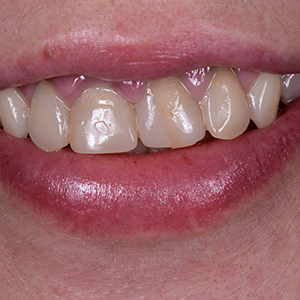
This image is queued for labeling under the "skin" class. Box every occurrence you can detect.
[0,0,300,299]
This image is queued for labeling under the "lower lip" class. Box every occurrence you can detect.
[1,99,299,239]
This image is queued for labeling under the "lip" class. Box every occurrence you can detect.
[0,97,300,238]
[1,8,300,239]
[1,24,300,90]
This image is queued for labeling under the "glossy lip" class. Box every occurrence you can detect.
[0,98,300,239]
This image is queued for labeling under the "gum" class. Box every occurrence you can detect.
[50,76,108,106]
[18,82,39,104]
[180,67,213,101]
[113,80,147,103]
[233,68,259,92]
[15,67,267,107]
[19,75,149,105]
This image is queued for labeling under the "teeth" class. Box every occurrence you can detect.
[0,68,290,154]
[0,88,29,138]
[70,84,138,153]
[29,81,70,151]
[135,77,205,148]
[201,67,250,139]
[281,74,300,103]
[247,73,281,128]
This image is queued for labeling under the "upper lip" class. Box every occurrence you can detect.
[1,24,300,89]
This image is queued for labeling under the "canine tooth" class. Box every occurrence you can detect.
[135,77,205,148]
[281,74,300,103]
[29,80,70,151]
[0,88,29,138]
[247,73,281,128]
[70,85,138,153]
[202,67,250,139]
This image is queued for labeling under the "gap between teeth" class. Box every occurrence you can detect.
[0,67,298,154]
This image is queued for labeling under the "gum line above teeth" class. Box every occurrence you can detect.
[0,67,299,154]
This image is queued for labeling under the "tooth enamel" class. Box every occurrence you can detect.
[247,73,281,128]
[3,68,288,154]
[0,88,29,138]
[281,74,300,103]
[201,67,250,139]
[70,85,138,153]
[135,77,205,148]
[29,80,70,151]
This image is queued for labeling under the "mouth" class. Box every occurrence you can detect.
[1,14,300,240]
[1,65,300,239]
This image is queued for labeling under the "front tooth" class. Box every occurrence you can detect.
[70,85,138,153]
[29,80,70,151]
[0,88,29,138]
[247,73,281,128]
[201,67,250,139]
[135,77,205,148]
[281,74,300,103]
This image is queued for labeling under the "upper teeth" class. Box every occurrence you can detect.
[29,80,70,151]
[202,67,250,139]
[0,88,30,139]
[135,77,206,148]
[0,67,298,154]
[281,74,300,103]
[247,72,281,128]
[70,84,138,154]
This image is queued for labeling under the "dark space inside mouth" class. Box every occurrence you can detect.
[279,98,288,112]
